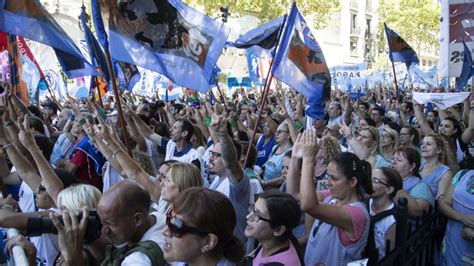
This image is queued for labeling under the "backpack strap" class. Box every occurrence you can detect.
[125,240,166,266]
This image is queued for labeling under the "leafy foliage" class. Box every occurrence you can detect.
[184,0,340,29]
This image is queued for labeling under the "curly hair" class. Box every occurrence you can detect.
[424,133,453,166]
[320,136,341,164]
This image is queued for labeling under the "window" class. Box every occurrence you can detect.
[351,14,357,30]
[351,39,358,56]
[366,19,371,37]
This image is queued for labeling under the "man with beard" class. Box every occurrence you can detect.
[208,114,251,245]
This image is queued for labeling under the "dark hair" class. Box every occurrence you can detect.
[176,118,194,142]
[359,102,369,110]
[34,134,53,161]
[393,147,421,178]
[372,106,385,117]
[28,116,45,135]
[443,117,463,142]
[28,106,43,119]
[257,190,303,262]
[402,126,420,146]
[154,122,170,139]
[54,168,81,189]
[377,167,403,198]
[236,130,249,142]
[173,188,244,263]
[361,116,376,127]
[137,114,150,125]
[240,142,257,168]
[332,152,373,197]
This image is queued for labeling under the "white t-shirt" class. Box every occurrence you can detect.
[121,212,166,265]
[102,163,124,193]
[369,199,396,259]
[164,141,201,164]
[19,180,36,213]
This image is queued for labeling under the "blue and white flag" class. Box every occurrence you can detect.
[455,40,474,90]
[230,16,285,58]
[0,0,99,78]
[384,23,419,69]
[272,3,331,120]
[92,0,230,93]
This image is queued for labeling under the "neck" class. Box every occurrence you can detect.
[261,238,289,257]
[188,254,220,266]
[278,141,291,150]
[127,215,154,247]
[424,156,439,167]
[337,190,360,206]
[175,139,189,151]
[371,197,392,213]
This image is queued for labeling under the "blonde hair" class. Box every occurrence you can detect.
[380,126,399,149]
[320,136,341,164]
[424,133,451,165]
[57,184,102,211]
[360,126,380,153]
[167,163,203,193]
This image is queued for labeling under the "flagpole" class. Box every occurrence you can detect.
[104,49,133,156]
[243,14,288,167]
[215,79,228,111]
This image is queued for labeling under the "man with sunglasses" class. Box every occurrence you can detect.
[208,114,251,245]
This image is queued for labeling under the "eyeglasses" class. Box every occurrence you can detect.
[248,205,272,223]
[209,151,222,158]
[380,134,392,139]
[372,177,390,187]
[166,210,209,238]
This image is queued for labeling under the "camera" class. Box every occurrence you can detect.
[26,210,102,243]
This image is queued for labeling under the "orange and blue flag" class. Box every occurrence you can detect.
[6,34,29,104]
[91,0,229,93]
[384,23,419,68]
[272,3,331,120]
[0,0,99,78]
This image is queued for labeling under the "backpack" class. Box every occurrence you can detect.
[101,240,166,266]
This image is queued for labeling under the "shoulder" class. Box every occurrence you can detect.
[121,251,152,266]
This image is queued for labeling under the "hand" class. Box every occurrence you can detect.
[0,194,19,211]
[18,115,38,149]
[292,133,304,158]
[461,214,474,228]
[6,235,37,262]
[50,207,89,262]
[340,119,352,139]
[210,113,228,134]
[300,128,319,159]
[462,226,474,241]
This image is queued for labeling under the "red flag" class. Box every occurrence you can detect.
[17,37,44,78]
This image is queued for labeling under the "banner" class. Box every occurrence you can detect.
[439,0,474,78]
[413,92,470,109]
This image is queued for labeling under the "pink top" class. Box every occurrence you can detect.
[321,190,367,246]
[253,241,301,266]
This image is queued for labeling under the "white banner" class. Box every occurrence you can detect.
[439,0,474,79]
[413,92,470,109]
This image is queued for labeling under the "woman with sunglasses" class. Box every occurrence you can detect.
[261,123,293,188]
[244,190,302,265]
[163,187,244,265]
[295,129,373,265]
[369,167,403,259]
[379,126,399,163]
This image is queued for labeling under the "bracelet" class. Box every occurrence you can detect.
[111,149,123,159]
[2,204,15,211]
[4,121,13,127]
[2,144,13,150]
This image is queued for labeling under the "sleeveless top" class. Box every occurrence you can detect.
[304,197,370,266]
[256,135,276,167]
[420,161,450,198]
[442,170,474,265]
[262,145,292,181]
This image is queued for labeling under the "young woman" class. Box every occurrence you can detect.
[370,167,403,259]
[420,133,453,199]
[163,187,244,265]
[296,129,373,265]
[391,147,434,217]
[379,126,399,163]
[244,190,302,265]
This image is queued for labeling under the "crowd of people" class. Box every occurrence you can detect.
[0,80,472,266]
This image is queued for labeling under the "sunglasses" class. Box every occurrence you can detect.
[372,177,390,187]
[166,210,209,238]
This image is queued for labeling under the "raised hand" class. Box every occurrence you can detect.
[292,133,304,158]
[18,115,37,149]
[210,113,228,134]
[300,128,319,159]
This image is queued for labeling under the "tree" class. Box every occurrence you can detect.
[377,0,440,52]
[184,0,340,29]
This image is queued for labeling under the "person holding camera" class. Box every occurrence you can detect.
[52,180,166,265]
